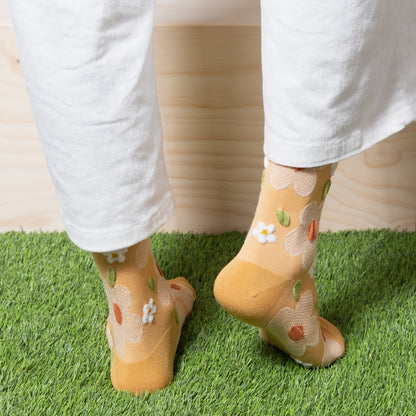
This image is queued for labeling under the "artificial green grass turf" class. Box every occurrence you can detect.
[0,230,415,416]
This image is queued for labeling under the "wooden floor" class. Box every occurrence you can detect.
[1,24,415,234]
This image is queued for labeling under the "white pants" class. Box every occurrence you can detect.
[8,0,416,251]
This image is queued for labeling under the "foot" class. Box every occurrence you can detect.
[214,160,344,367]
[92,238,195,394]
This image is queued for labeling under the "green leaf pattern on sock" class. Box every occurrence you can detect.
[277,209,290,226]
[148,277,155,292]
[322,180,331,200]
[261,169,266,188]
[293,280,302,301]
[107,267,116,287]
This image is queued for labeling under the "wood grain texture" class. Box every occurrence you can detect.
[155,0,260,25]
[321,127,416,232]
[1,25,415,235]
[156,26,265,233]
[0,0,10,24]
[0,26,64,232]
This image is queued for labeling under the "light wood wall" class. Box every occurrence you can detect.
[1,19,415,234]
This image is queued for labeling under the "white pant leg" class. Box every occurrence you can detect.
[261,0,416,167]
[8,0,174,251]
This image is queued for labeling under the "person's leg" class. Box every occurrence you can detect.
[215,0,415,367]
[9,0,195,393]
[215,160,343,367]
[91,240,195,393]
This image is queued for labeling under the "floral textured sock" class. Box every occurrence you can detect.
[214,159,344,367]
[92,238,195,394]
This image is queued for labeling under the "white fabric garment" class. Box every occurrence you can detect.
[9,0,175,251]
[8,0,416,251]
[262,0,416,167]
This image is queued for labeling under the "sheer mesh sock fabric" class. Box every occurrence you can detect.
[214,160,344,367]
[92,238,195,394]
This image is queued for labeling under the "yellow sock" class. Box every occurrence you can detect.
[92,237,195,394]
[214,160,344,367]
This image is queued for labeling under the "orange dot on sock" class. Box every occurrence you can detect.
[288,325,305,341]
[308,220,318,242]
[170,283,181,290]
[113,303,123,325]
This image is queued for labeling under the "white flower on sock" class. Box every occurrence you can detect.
[308,261,315,279]
[143,298,157,324]
[101,277,143,356]
[253,222,277,244]
[284,202,321,269]
[103,248,128,264]
[269,164,317,197]
[134,239,151,268]
[267,290,319,358]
